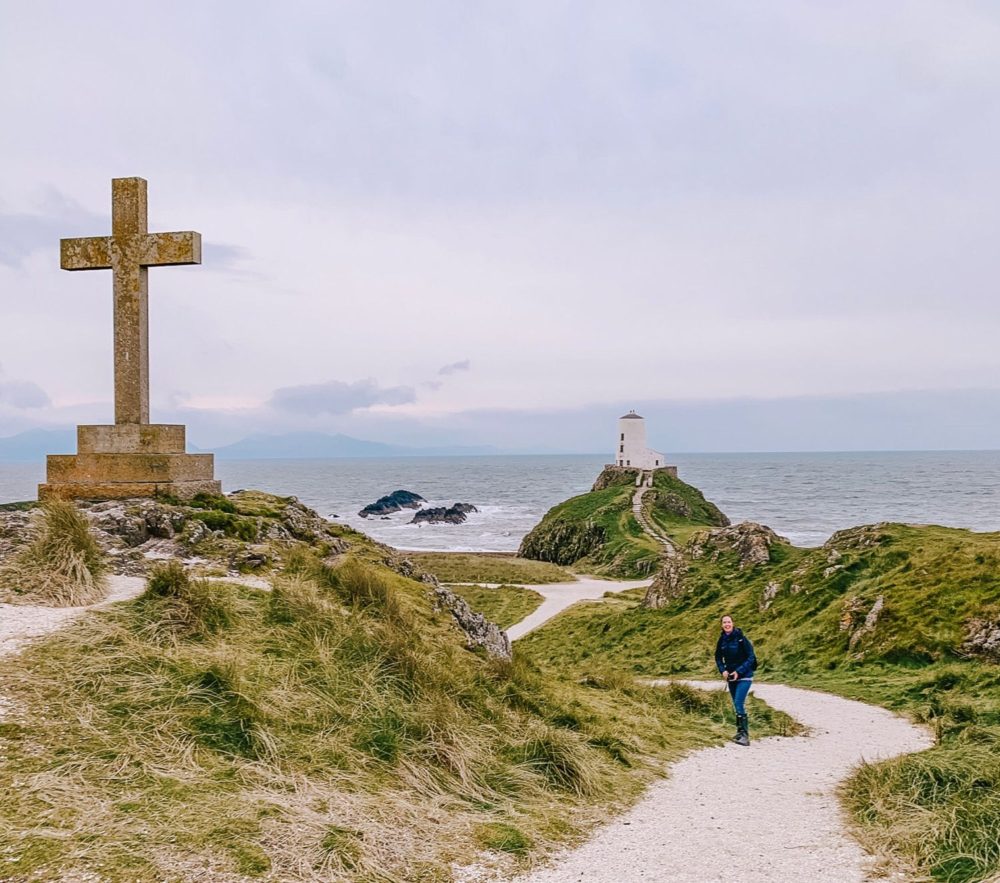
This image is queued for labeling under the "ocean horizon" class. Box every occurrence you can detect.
[3,450,999,551]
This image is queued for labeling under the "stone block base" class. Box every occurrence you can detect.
[39,479,222,501]
[39,423,221,501]
[77,423,187,454]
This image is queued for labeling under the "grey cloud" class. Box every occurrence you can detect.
[268,378,416,415]
[0,379,51,409]
[438,359,471,376]
[0,190,105,268]
[202,242,254,273]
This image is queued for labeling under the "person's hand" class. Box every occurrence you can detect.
[729,672,739,681]
[721,670,729,680]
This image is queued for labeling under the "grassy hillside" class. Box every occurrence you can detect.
[0,495,795,882]
[450,583,546,630]
[408,552,574,585]
[517,467,727,577]
[519,521,1000,883]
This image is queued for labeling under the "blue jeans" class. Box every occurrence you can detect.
[727,678,753,716]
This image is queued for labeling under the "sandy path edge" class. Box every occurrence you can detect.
[498,679,932,883]
[504,577,651,641]
[0,574,147,660]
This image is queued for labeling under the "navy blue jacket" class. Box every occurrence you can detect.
[715,628,756,679]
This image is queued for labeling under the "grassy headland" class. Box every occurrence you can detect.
[0,491,794,882]
[518,517,1000,883]
[517,467,727,577]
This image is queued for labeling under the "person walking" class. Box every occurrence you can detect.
[715,614,757,746]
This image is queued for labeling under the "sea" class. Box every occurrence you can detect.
[2,451,999,551]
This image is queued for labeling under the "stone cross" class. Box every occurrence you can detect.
[60,177,201,425]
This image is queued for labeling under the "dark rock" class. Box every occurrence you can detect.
[410,504,478,525]
[359,490,426,519]
[180,519,211,548]
[687,522,783,569]
[0,510,35,563]
[849,595,885,650]
[137,501,185,539]
[232,544,271,571]
[431,583,512,660]
[591,466,642,491]
[961,617,1000,662]
[519,518,605,566]
[87,503,149,547]
[759,580,781,611]
[261,520,293,543]
[642,556,688,609]
[280,500,328,541]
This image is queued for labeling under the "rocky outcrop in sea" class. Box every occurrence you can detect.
[410,503,478,525]
[359,490,426,518]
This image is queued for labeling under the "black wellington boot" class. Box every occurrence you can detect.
[735,714,750,747]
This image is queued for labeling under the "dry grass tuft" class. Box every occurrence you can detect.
[1,499,107,606]
[138,560,239,640]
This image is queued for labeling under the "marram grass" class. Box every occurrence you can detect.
[0,498,107,606]
[407,551,575,585]
[0,555,794,882]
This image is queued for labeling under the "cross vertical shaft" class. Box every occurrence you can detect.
[112,178,151,424]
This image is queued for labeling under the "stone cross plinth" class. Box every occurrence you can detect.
[39,177,221,501]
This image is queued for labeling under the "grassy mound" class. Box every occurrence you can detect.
[0,548,795,882]
[518,468,728,577]
[407,552,574,585]
[450,584,546,630]
[519,521,1000,883]
[0,499,107,606]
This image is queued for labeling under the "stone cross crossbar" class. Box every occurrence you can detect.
[60,177,201,425]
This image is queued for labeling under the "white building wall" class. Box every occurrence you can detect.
[615,412,666,469]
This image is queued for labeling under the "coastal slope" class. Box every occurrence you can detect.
[517,466,727,577]
[519,500,1000,882]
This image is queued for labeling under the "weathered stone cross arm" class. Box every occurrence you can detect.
[60,230,201,270]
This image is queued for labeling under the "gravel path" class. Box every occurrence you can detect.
[0,575,146,658]
[505,577,651,641]
[509,680,933,883]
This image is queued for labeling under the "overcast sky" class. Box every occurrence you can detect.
[1,1,999,450]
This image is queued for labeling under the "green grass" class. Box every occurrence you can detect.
[517,468,727,578]
[0,549,796,882]
[450,584,545,630]
[518,521,1000,883]
[408,552,575,585]
[0,498,107,606]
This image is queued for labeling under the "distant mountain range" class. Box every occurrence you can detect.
[208,432,497,460]
[0,429,498,462]
[0,429,77,461]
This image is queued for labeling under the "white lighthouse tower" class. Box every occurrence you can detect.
[615,411,666,469]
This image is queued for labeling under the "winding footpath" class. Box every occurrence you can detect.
[0,561,934,881]
[0,575,146,659]
[506,576,651,640]
[497,573,934,882]
[509,679,932,883]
